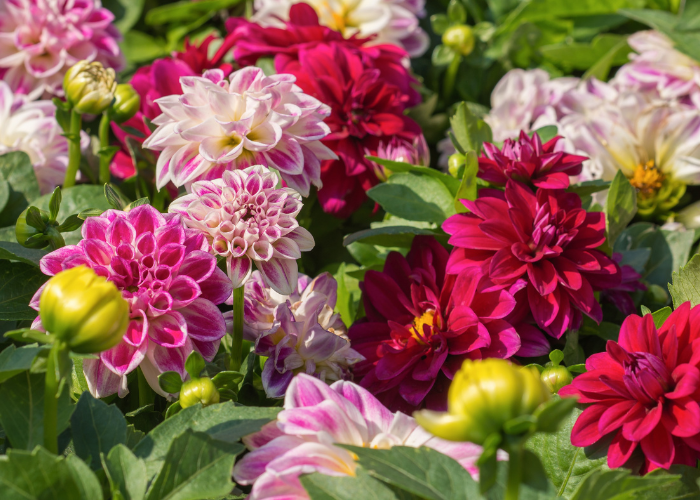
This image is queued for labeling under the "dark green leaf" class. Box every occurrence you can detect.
[632,465,700,500]
[105,183,126,210]
[450,102,492,155]
[65,454,104,500]
[58,214,85,233]
[570,468,678,500]
[0,447,85,499]
[0,152,41,228]
[159,371,184,394]
[301,469,401,500]
[4,328,53,344]
[0,241,47,267]
[185,351,206,380]
[343,226,439,248]
[0,261,48,320]
[48,187,61,221]
[534,396,578,433]
[126,197,151,210]
[542,34,631,73]
[566,180,611,197]
[605,171,637,247]
[120,31,168,64]
[103,0,144,32]
[454,151,478,213]
[71,392,127,469]
[102,444,148,500]
[366,156,461,196]
[25,206,46,231]
[0,344,42,383]
[78,208,106,219]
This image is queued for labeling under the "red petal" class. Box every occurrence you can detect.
[640,423,675,469]
[570,404,607,447]
[607,431,638,468]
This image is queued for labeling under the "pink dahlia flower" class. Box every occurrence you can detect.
[480,132,587,189]
[142,66,335,197]
[0,0,124,99]
[369,134,430,182]
[169,166,314,295]
[31,205,232,398]
[348,236,547,413]
[233,373,496,499]
[443,181,621,339]
[560,303,700,473]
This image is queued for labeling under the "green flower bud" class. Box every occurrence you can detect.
[111,84,141,124]
[541,364,573,394]
[442,25,475,56]
[180,377,220,408]
[40,266,129,353]
[16,208,50,249]
[448,153,465,178]
[414,359,549,444]
[63,61,117,115]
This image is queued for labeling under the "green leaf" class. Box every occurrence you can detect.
[0,372,73,450]
[432,44,457,67]
[58,214,85,233]
[185,351,206,380]
[447,0,467,23]
[4,328,53,344]
[103,0,145,32]
[120,31,168,64]
[65,454,104,500]
[651,306,672,328]
[366,156,461,196]
[531,125,559,143]
[0,344,42,383]
[632,465,700,500]
[450,102,493,155]
[144,430,239,500]
[48,187,61,221]
[566,180,611,197]
[301,469,401,500]
[102,444,148,500]
[534,396,578,433]
[605,171,637,248]
[0,261,48,321]
[145,0,243,25]
[454,151,478,213]
[542,34,632,72]
[105,183,126,210]
[367,173,456,224]
[0,241,47,267]
[570,468,678,500]
[78,208,106,219]
[619,8,700,63]
[431,14,451,35]
[71,392,127,469]
[159,371,184,394]
[126,197,151,210]
[343,226,439,248]
[583,36,631,81]
[0,152,41,228]
[669,254,700,308]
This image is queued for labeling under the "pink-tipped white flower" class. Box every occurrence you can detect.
[0,0,125,99]
[169,165,314,295]
[0,81,70,193]
[369,134,430,181]
[233,374,498,500]
[143,67,335,196]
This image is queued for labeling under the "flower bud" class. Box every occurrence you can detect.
[40,266,129,353]
[111,84,140,124]
[448,153,465,177]
[180,377,220,408]
[16,208,50,249]
[442,25,475,56]
[541,365,573,394]
[414,359,549,444]
[63,61,117,115]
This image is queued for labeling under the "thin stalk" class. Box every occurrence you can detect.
[505,444,524,500]
[98,112,111,185]
[137,367,154,407]
[43,341,63,454]
[443,53,462,104]
[62,111,83,189]
[231,286,245,371]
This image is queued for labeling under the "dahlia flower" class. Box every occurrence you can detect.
[601,253,646,316]
[169,166,314,295]
[560,303,700,473]
[348,236,549,412]
[479,132,587,189]
[31,205,232,398]
[0,0,124,99]
[370,134,430,181]
[142,67,334,197]
[443,180,621,339]
[233,373,496,499]
[250,0,429,57]
[0,81,72,193]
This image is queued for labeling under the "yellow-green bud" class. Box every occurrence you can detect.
[414,359,549,444]
[16,208,50,249]
[448,153,465,178]
[63,61,117,115]
[111,84,140,124]
[442,25,475,56]
[541,365,573,394]
[40,266,129,353]
[180,377,220,408]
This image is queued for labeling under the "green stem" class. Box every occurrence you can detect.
[231,286,245,371]
[443,53,462,104]
[137,367,154,407]
[43,341,64,454]
[62,111,83,189]
[98,112,111,185]
[505,444,524,500]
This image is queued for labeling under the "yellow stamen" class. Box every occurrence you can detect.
[410,310,435,345]
[630,160,664,198]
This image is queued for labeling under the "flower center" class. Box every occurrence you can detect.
[630,160,664,198]
[409,310,435,345]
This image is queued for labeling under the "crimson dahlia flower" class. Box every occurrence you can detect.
[560,304,700,472]
[348,236,526,412]
[443,180,621,339]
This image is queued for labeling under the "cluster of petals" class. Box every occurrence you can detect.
[32,205,232,398]
[0,81,78,193]
[561,303,700,473]
[227,4,422,217]
[480,132,587,189]
[251,0,429,57]
[230,271,362,397]
[142,66,335,197]
[348,236,549,413]
[233,373,494,500]
[169,165,314,295]
[0,0,124,98]
[443,180,621,339]
[601,253,647,316]
[370,134,430,181]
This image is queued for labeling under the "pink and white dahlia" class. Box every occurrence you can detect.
[233,374,497,499]
[142,67,335,196]
[169,166,314,295]
[31,205,232,398]
[0,81,72,192]
[370,134,430,181]
[251,0,430,57]
[0,0,124,99]
[228,271,362,397]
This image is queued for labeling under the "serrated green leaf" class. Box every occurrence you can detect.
[0,261,48,320]
[71,392,127,469]
[449,102,492,155]
[570,468,678,500]
[669,254,700,308]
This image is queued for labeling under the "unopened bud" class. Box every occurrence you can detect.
[63,61,117,115]
[111,84,140,123]
[442,25,475,56]
[180,377,220,408]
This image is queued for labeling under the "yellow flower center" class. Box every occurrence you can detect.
[313,0,349,33]
[410,310,435,345]
[630,160,664,198]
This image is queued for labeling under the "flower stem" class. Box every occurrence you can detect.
[98,112,111,185]
[505,443,524,500]
[62,110,83,189]
[231,286,245,371]
[137,367,154,407]
[43,341,64,454]
[443,53,462,104]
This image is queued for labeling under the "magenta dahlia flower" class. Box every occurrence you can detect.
[0,0,124,98]
[480,132,587,189]
[169,166,314,295]
[233,373,496,500]
[31,205,231,398]
[443,180,621,339]
[142,67,334,196]
[560,303,700,473]
[347,236,547,413]
[601,253,647,316]
[370,134,430,181]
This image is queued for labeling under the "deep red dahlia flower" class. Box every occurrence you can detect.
[602,253,647,316]
[480,132,587,189]
[560,304,700,472]
[348,236,523,412]
[443,180,621,338]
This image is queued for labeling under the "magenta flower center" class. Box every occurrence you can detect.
[623,352,672,404]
